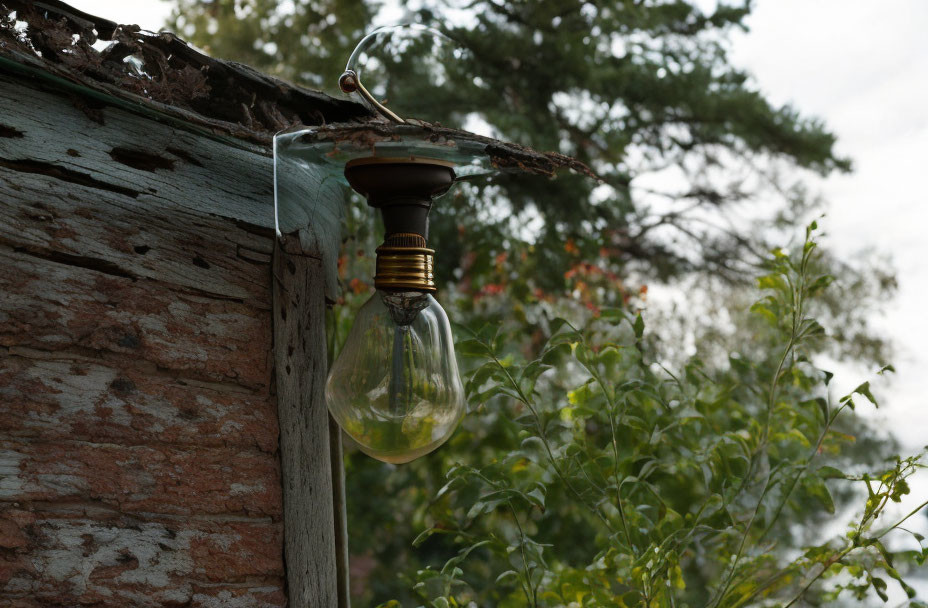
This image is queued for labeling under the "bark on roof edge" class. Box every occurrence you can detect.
[0,0,596,179]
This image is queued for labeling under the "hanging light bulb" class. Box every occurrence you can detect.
[274,25,590,465]
[325,159,465,464]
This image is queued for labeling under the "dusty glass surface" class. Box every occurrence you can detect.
[274,127,493,463]
[325,290,465,463]
[273,126,496,237]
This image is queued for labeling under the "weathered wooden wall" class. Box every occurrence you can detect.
[0,70,292,605]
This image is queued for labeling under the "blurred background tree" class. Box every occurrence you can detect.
[168,1,917,605]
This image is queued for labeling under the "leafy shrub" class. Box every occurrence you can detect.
[396,223,926,607]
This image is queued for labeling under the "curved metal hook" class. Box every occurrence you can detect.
[338,69,406,124]
[338,24,453,124]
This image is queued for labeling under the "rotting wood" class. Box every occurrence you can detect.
[0,1,596,179]
[0,50,290,605]
[0,438,282,516]
[0,245,273,389]
[0,354,278,451]
[272,238,340,607]
[0,64,339,605]
[0,73,277,236]
[0,510,285,604]
[0,0,372,144]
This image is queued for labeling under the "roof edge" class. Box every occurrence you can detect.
[0,1,596,179]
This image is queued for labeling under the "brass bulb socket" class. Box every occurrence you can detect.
[375,245,436,292]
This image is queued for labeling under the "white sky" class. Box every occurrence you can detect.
[68,0,928,594]
[726,7,928,599]
[728,1,928,450]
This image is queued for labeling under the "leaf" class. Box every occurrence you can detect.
[786,428,812,448]
[671,564,686,590]
[599,308,627,322]
[871,576,888,602]
[520,360,552,396]
[495,570,519,585]
[803,476,835,514]
[413,527,439,547]
[797,318,825,339]
[855,381,878,407]
[817,466,845,480]
[466,363,497,391]
[750,296,780,325]
[541,341,571,364]
[472,385,506,406]
[526,485,546,510]
[456,338,488,357]
[756,273,786,292]
[815,397,829,423]
[807,274,833,295]
[497,385,526,403]
[890,477,910,502]
[520,436,548,464]
[548,317,569,335]
[633,313,645,340]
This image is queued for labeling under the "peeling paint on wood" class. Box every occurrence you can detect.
[0,509,284,606]
[0,356,278,451]
[0,44,297,606]
[0,75,278,256]
[0,439,282,516]
[0,246,273,388]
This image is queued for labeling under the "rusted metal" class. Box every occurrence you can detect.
[339,68,406,124]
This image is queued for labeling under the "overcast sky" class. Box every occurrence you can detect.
[69,0,928,589]
[727,9,928,597]
[728,0,928,451]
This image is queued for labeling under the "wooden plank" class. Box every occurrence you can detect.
[0,73,275,230]
[0,438,281,517]
[0,354,278,452]
[330,417,351,608]
[0,245,273,389]
[0,73,344,300]
[0,166,274,307]
[0,508,284,607]
[0,72,291,604]
[272,239,339,606]
[0,50,353,605]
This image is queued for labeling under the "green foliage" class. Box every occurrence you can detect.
[399,224,925,607]
[169,0,372,89]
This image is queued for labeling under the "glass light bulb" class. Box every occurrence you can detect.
[326,290,464,464]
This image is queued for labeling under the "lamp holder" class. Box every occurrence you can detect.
[344,158,455,293]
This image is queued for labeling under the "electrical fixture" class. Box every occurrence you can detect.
[273,26,489,463]
[274,25,590,463]
[325,158,464,463]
